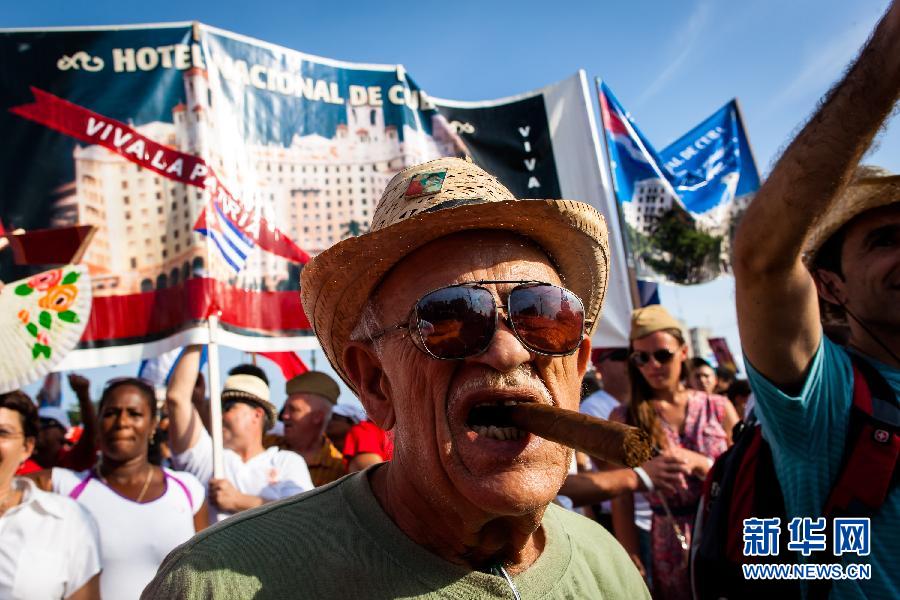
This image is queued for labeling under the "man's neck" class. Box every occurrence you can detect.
[847,324,900,370]
[230,439,266,463]
[368,463,546,575]
[297,435,325,463]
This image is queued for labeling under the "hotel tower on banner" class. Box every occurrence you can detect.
[57,66,463,296]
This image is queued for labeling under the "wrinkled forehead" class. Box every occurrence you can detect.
[372,231,561,321]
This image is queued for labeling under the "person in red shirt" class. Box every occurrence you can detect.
[334,405,393,472]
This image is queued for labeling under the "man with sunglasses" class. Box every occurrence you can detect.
[145,158,649,599]
[164,352,313,523]
[733,4,900,599]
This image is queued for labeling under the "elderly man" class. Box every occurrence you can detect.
[733,3,899,598]
[165,349,313,522]
[144,158,649,598]
[280,371,346,486]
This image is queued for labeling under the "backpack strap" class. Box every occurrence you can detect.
[822,355,899,517]
[808,357,898,600]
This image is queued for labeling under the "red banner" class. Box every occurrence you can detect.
[11,87,308,265]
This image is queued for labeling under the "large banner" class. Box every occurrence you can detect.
[598,81,760,284]
[0,24,629,368]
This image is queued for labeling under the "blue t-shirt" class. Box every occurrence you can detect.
[746,337,899,600]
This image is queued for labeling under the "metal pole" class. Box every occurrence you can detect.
[207,313,225,479]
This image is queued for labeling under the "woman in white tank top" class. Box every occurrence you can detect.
[32,377,208,600]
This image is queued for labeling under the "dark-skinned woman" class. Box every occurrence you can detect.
[609,306,739,600]
[0,391,101,600]
[32,378,208,600]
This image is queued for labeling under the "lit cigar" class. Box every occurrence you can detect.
[483,403,653,467]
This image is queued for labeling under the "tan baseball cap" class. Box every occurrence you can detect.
[285,371,340,405]
[630,305,684,341]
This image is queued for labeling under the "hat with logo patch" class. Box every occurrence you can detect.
[300,156,610,392]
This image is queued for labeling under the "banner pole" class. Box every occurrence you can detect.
[594,78,642,310]
[732,98,762,181]
[207,313,225,479]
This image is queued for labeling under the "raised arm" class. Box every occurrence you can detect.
[59,374,97,471]
[166,346,205,454]
[733,1,900,388]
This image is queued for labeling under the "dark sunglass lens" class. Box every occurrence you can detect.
[653,350,676,363]
[630,352,650,367]
[509,284,584,354]
[415,286,495,359]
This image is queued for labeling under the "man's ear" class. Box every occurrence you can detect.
[576,335,592,378]
[343,341,395,431]
[23,436,36,460]
[813,269,847,306]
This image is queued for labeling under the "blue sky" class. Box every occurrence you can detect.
[8,0,898,407]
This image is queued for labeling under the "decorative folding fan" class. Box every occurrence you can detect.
[0,265,91,394]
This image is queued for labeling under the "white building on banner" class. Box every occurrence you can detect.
[623,174,742,238]
[69,67,464,295]
[623,178,677,235]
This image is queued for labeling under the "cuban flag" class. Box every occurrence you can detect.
[598,81,677,204]
[194,203,255,273]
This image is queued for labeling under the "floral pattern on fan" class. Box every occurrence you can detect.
[13,268,83,360]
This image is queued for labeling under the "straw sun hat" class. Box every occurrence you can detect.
[221,374,277,429]
[802,165,900,268]
[300,157,610,391]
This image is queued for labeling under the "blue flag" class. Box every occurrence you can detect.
[659,100,760,214]
[598,80,760,284]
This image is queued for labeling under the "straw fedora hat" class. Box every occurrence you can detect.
[300,157,610,391]
[803,165,900,268]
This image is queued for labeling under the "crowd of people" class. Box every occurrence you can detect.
[1,363,394,599]
[0,2,898,598]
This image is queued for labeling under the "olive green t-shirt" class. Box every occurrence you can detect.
[142,468,649,599]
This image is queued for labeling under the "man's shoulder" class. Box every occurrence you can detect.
[547,503,619,548]
[746,335,854,408]
[544,505,650,597]
[269,446,307,466]
[145,476,358,597]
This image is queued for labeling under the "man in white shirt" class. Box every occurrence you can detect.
[166,346,313,522]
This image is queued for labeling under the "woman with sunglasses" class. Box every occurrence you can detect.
[608,305,739,600]
[30,378,208,600]
[0,391,101,599]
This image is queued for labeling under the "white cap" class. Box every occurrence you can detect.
[38,406,71,430]
[331,403,367,425]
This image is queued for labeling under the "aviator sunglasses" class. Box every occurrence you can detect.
[629,349,677,367]
[370,280,588,360]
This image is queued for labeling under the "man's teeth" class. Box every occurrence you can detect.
[471,424,525,440]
